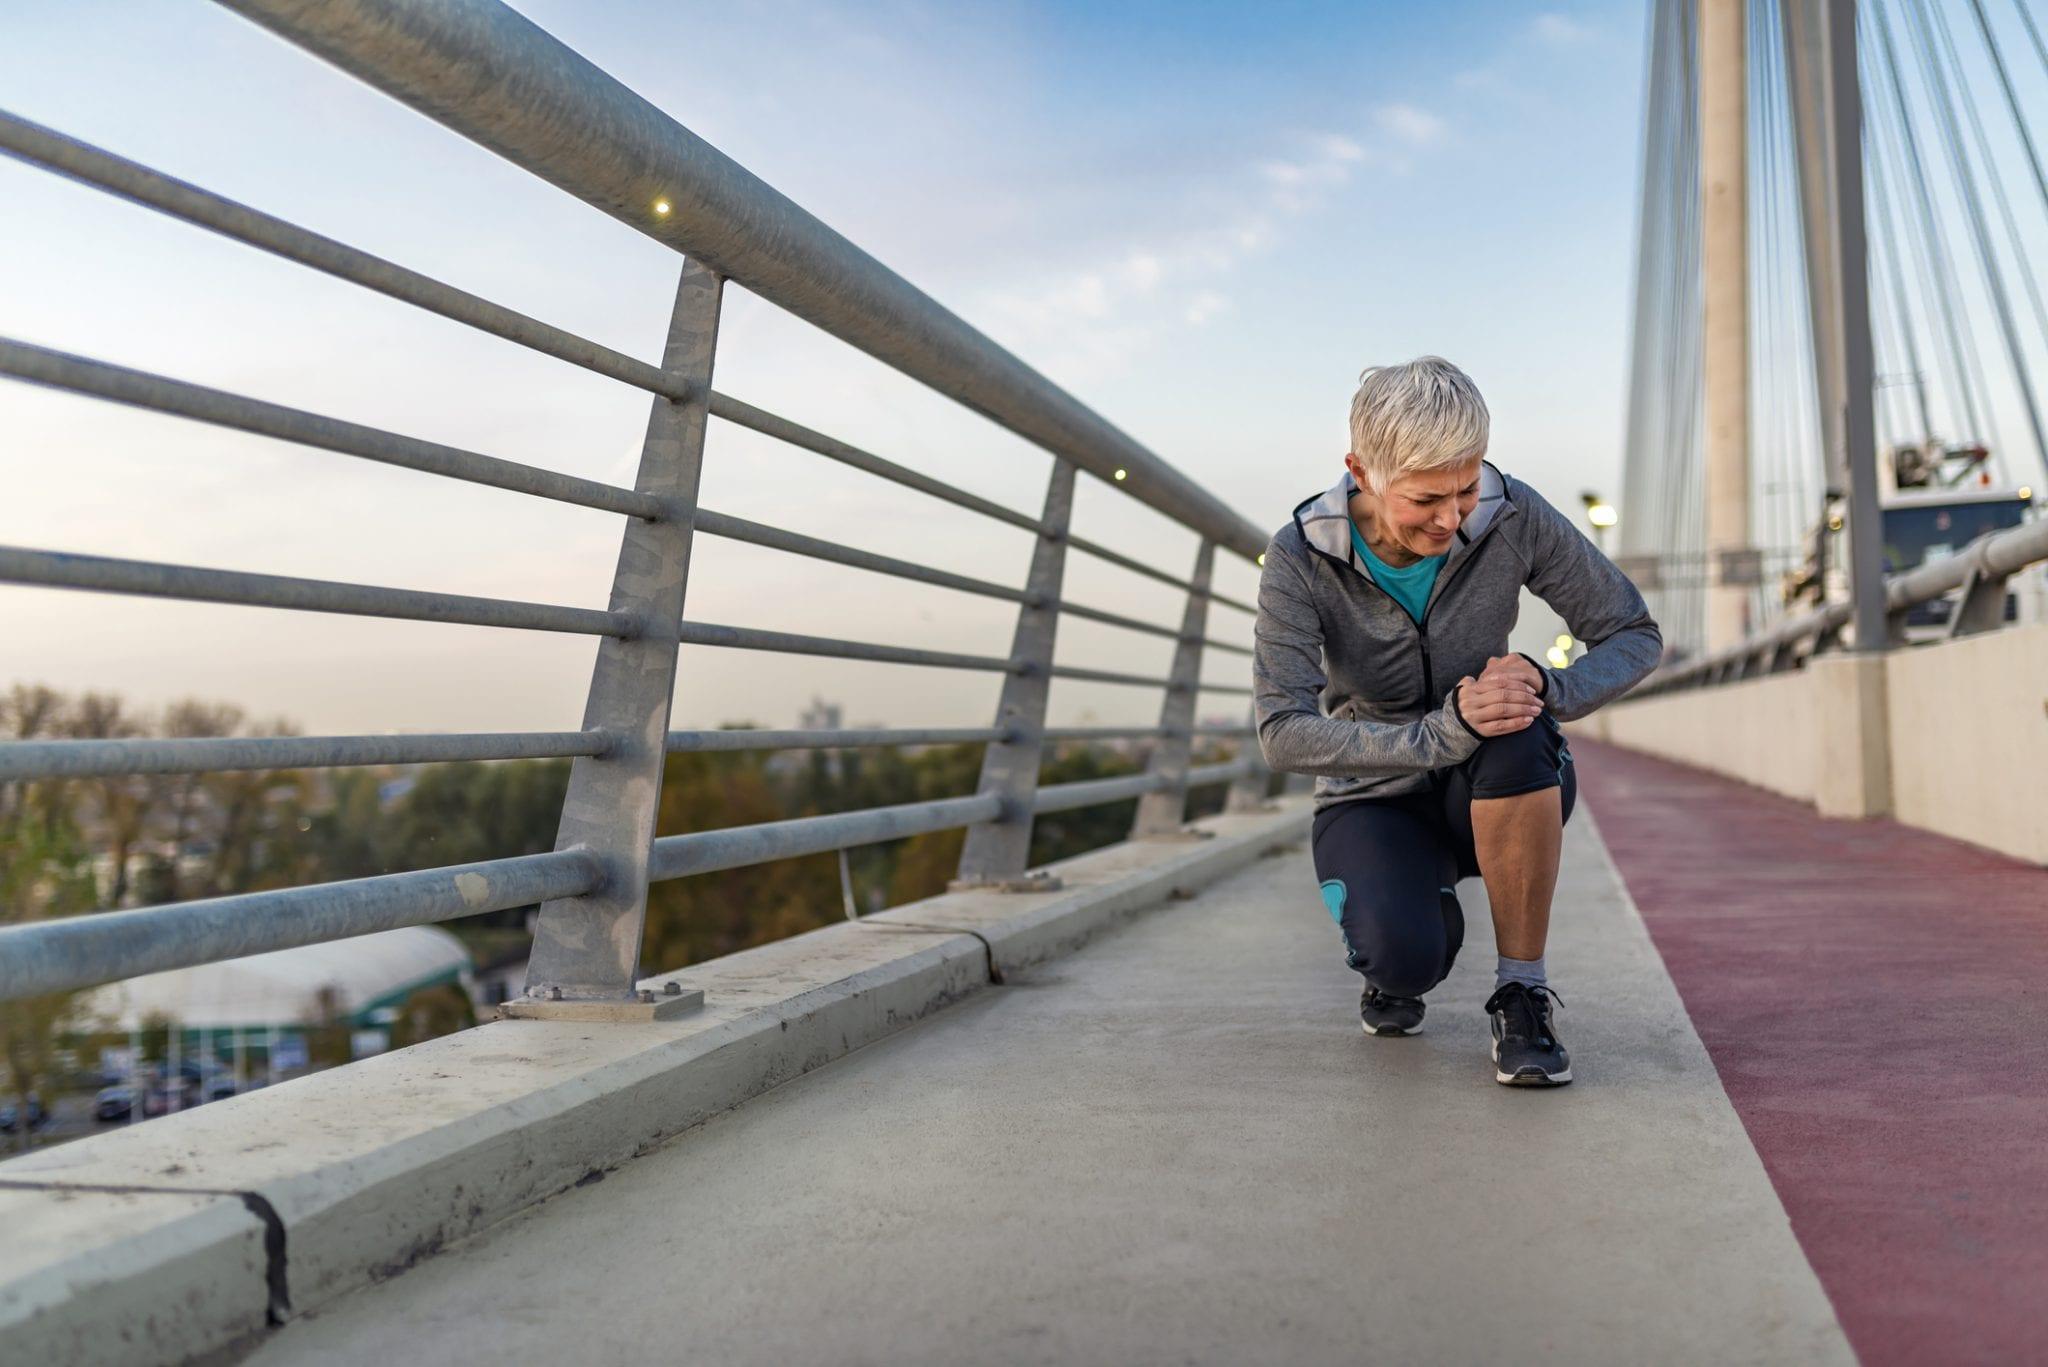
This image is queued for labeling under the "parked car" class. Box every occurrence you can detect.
[93,1085,135,1123]
[0,1098,49,1132]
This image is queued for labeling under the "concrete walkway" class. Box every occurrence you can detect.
[250,813,1851,1366]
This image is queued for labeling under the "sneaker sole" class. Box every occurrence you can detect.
[1491,1039,1570,1085]
[1361,1020,1423,1037]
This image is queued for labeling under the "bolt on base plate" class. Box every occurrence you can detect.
[947,869,1063,894]
[498,982,705,1022]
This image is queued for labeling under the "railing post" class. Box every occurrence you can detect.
[954,460,1075,888]
[1946,560,2012,638]
[514,260,722,1019]
[1130,540,1214,838]
[1226,703,1273,813]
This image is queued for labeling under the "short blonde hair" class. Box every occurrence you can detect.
[1348,356,1490,494]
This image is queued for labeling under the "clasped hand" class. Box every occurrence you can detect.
[1455,654,1545,737]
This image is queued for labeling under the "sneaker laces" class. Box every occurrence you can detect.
[1483,982,1563,1048]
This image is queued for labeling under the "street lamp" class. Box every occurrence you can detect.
[1580,491,1618,552]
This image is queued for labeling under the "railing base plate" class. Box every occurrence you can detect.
[947,870,1063,894]
[498,987,705,1022]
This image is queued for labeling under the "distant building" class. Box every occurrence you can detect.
[86,926,475,1066]
[798,697,843,732]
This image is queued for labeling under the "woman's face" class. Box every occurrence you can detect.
[1350,455,1485,559]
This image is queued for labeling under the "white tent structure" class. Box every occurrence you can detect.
[87,926,473,1034]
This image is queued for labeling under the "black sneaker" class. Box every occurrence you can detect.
[1483,982,1571,1085]
[1360,987,1426,1036]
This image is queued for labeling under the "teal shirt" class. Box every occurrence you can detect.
[1350,523,1445,624]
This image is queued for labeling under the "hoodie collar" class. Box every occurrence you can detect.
[1293,460,1514,580]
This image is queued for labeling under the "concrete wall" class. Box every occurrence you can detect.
[1886,624,2048,863]
[1575,671,1819,804]
[1575,624,2048,865]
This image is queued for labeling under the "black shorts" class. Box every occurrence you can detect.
[1308,713,1576,997]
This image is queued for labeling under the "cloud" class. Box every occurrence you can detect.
[1184,291,1229,326]
[1533,12,1598,46]
[976,108,1445,375]
[1376,103,1447,147]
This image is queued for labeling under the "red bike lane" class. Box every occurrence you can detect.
[1573,738,2048,1367]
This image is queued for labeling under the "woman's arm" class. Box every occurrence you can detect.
[1252,536,1484,778]
[1511,484,1663,720]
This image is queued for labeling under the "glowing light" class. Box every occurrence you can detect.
[1257,553,1267,566]
[1113,468,1128,482]
[1545,646,1571,669]
[1587,502,1618,529]
[2022,486,2035,502]
[1555,633,1574,649]
[652,198,672,217]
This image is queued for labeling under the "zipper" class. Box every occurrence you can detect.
[1295,479,1514,711]
[1414,547,1486,706]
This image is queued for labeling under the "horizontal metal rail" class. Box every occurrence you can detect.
[0,110,687,401]
[662,723,1254,754]
[0,730,609,780]
[1883,515,2048,603]
[1636,517,2048,695]
[708,393,1041,534]
[222,0,1267,562]
[1053,598,1253,656]
[647,756,1255,883]
[1040,724,1254,742]
[0,720,1250,779]
[692,501,1251,654]
[0,850,601,1000]
[0,337,665,518]
[1030,771,1165,813]
[1028,759,1251,816]
[1038,762,1245,814]
[694,509,1027,604]
[1065,533,1258,614]
[668,727,1007,753]
[1045,664,1174,689]
[677,621,1014,672]
[649,793,1002,880]
[0,545,632,636]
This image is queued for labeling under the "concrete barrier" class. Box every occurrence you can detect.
[1574,624,2047,862]
[1887,624,2048,862]
[1576,670,1819,803]
[0,801,1308,1366]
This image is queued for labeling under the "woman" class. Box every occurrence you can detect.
[1253,357,1661,1086]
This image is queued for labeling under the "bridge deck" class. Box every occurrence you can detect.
[251,761,1854,1365]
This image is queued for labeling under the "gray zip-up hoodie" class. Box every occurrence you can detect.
[1254,463,1661,808]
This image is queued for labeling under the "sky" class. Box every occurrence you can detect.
[0,0,1647,736]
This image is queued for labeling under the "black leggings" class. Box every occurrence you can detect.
[1309,714,1576,998]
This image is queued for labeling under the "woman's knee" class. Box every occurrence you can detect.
[1342,904,1453,996]
[1366,944,1448,998]
[1464,715,1568,799]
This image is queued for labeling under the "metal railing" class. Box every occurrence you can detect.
[0,0,1274,1010]
[1629,515,2048,696]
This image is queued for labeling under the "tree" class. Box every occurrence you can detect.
[388,982,476,1050]
[641,749,841,971]
[66,692,150,907]
[0,688,103,1151]
[189,718,313,899]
